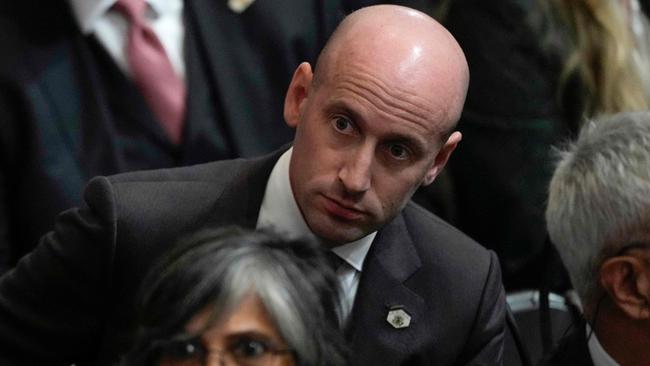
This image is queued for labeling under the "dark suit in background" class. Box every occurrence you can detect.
[442,0,570,290]
[0,148,505,365]
[0,0,345,273]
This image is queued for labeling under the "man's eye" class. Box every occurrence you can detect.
[388,144,409,160]
[229,338,271,359]
[332,116,353,133]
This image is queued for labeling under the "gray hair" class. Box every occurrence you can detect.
[124,226,347,366]
[546,111,650,305]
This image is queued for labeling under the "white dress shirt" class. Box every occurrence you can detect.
[587,325,620,366]
[256,148,376,323]
[68,0,186,81]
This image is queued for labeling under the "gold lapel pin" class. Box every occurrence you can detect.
[227,0,255,13]
[386,306,411,329]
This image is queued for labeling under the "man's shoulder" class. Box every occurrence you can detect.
[107,148,283,185]
[106,157,252,185]
[81,152,280,227]
[93,159,250,211]
[87,153,276,213]
[401,201,491,259]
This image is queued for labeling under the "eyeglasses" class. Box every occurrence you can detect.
[152,333,294,366]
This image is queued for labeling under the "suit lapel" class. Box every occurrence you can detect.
[346,214,428,365]
[184,0,297,157]
[28,8,166,179]
[22,22,121,193]
[24,38,83,170]
[184,0,244,152]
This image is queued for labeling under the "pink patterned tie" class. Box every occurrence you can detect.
[114,0,186,145]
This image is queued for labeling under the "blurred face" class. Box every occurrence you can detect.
[284,61,461,246]
[159,294,294,366]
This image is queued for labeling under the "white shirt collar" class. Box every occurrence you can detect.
[256,148,375,271]
[586,324,620,366]
[69,0,115,34]
[68,0,181,34]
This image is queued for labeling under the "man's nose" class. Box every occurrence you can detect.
[338,146,373,194]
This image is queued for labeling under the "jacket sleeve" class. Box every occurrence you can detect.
[0,176,118,365]
[457,251,507,366]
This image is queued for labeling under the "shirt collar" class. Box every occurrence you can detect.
[68,0,182,34]
[68,0,115,34]
[331,233,374,272]
[586,324,620,366]
[256,148,376,272]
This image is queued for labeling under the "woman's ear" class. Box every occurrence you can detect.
[600,256,650,320]
[284,62,313,128]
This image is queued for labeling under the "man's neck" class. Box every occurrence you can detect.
[594,306,650,366]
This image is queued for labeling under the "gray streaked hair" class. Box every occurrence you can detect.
[123,226,347,366]
[546,111,650,305]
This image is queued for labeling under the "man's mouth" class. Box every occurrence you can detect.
[321,195,366,221]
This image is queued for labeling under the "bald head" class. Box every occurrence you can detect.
[313,5,469,131]
[282,5,468,245]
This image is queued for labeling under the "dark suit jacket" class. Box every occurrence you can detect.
[538,324,594,366]
[0,0,344,272]
[443,0,572,291]
[0,148,506,365]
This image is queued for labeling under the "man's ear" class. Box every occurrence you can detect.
[422,131,462,186]
[600,256,650,320]
[284,62,313,128]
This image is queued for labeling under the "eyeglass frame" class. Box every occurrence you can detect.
[146,332,295,366]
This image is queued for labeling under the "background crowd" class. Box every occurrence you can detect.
[1,1,650,365]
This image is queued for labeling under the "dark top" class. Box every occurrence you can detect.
[0,148,506,365]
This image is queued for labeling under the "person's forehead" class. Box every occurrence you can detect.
[327,35,462,112]
[327,89,442,135]
[320,61,454,136]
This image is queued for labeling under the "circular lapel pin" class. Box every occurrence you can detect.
[386,306,411,329]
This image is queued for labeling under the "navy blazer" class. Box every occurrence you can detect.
[0,148,506,365]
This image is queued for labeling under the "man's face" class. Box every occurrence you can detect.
[284,62,460,246]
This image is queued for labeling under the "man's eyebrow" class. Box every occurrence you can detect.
[327,100,363,121]
[328,100,432,150]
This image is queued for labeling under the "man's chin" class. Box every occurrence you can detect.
[312,225,368,248]
[303,209,375,246]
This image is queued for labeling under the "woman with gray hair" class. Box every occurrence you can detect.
[121,226,347,366]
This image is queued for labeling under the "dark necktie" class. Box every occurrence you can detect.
[113,0,186,145]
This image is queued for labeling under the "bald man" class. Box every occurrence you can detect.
[0,6,505,365]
